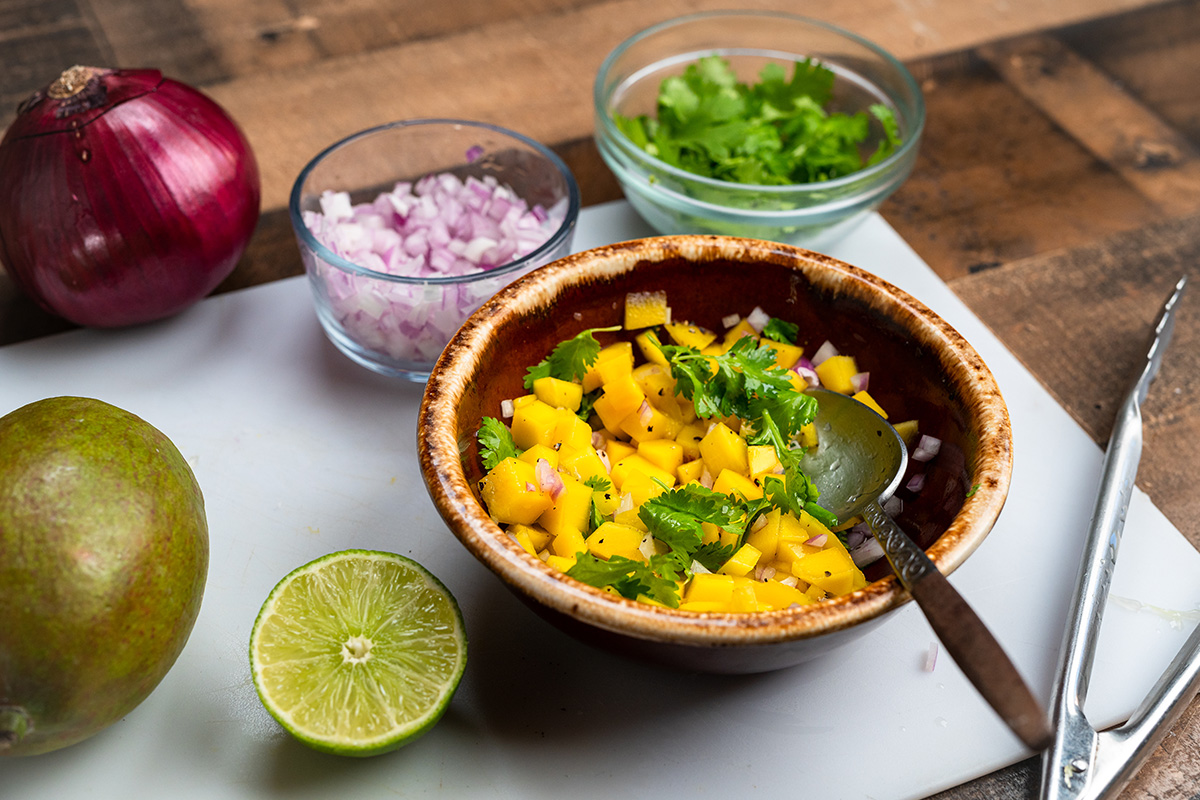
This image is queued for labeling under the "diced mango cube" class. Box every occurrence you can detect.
[664,320,717,350]
[753,578,813,609]
[518,444,559,469]
[634,331,669,366]
[762,340,804,369]
[624,290,669,329]
[582,342,634,392]
[712,468,762,500]
[676,459,704,485]
[558,445,609,484]
[894,419,920,446]
[638,438,684,474]
[510,527,538,556]
[798,421,819,450]
[510,398,562,450]
[553,410,594,452]
[545,554,577,572]
[852,390,888,419]
[550,528,588,559]
[719,543,762,577]
[730,581,763,612]
[747,445,781,477]
[533,376,583,412]
[745,509,782,562]
[508,523,553,553]
[610,454,675,492]
[720,320,757,351]
[686,573,735,605]
[585,521,646,561]
[620,469,672,508]
[479,457,553,525]
[699,421,749,477]
[597,433,635,462]
[815,354,859,394]
[538,475,593,538]
[675,423,706,460]
[618,402,682,443]
[593,376,645,433]
[791,547,864,596]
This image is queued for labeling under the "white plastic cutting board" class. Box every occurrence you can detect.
[4,202,1199,799]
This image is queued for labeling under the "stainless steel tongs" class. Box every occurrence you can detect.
[1040,276,1198,800]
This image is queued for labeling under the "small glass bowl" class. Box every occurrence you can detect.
[290,119,580,381]
[594,11,924,249]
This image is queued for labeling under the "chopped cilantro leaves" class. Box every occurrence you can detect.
[523,326,620,389]
[613,55,902,187]
[477,417,521,470]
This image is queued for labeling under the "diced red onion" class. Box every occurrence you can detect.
[811,340,839,366]
[754,564,776,581]
[638,533,657,560]
[845,522,871,549]
[804,533,827,548]
[779,576,799,588]
[791,359,820,388]
[699,467,715,490]
[596,448,611,472]
[500,399,515,419]
[616,492,634,515]
[882,495,904,516]
[750,514,769,532]
[302,172,566,365]
[637,400,654,427]
[912,434,942,463]
[721,313,741,329]
[850,536,885,568]
[906,473,926,493]
[850,371,870,392]
[746,306,771,333]
[924,642,939,672]
[536,458,564,500]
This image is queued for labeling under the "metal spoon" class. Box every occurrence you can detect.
[800,388,1054,751]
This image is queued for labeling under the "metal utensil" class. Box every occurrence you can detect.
[801,388,1054,750]
[1040,276,1197,800]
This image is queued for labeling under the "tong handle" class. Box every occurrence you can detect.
[1040,276,1189,800]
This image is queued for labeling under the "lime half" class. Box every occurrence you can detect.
[249,549,467,756]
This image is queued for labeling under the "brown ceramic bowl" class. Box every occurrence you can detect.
[417,235,1011,674]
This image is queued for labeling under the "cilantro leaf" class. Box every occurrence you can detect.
[567,553,682,608]
[638,482,754,565]
[760,317,799,344]
[523,326,621,389]
[477,417,521,470]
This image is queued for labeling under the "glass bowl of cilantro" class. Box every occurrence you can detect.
[594,11,924,248]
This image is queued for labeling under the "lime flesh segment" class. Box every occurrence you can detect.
[249,550,467,756]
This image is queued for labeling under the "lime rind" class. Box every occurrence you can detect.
[249,549,467,757]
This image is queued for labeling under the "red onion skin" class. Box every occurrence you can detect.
[0,68,260,327]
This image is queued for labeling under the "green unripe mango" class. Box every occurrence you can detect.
[0,396,208,756]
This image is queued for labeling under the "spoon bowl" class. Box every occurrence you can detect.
[800,388,908,521]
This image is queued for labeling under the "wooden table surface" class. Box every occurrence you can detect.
[3,0,1199,796]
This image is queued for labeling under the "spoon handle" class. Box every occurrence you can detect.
[864,500,1055,751]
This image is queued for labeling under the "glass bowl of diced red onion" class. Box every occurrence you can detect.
[289,119,580,380]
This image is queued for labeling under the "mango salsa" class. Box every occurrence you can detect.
[474,297,915,614]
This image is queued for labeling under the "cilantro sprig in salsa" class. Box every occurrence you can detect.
[613,56,902,186]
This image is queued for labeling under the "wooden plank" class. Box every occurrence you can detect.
[169,0,1175,213]
[0,0,110,115]
[83,0,230,86]
[978,33,1200,216]
[950,213,1200,543]
[882,50,1163,282]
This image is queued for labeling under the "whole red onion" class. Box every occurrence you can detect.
[0,66,261,327]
